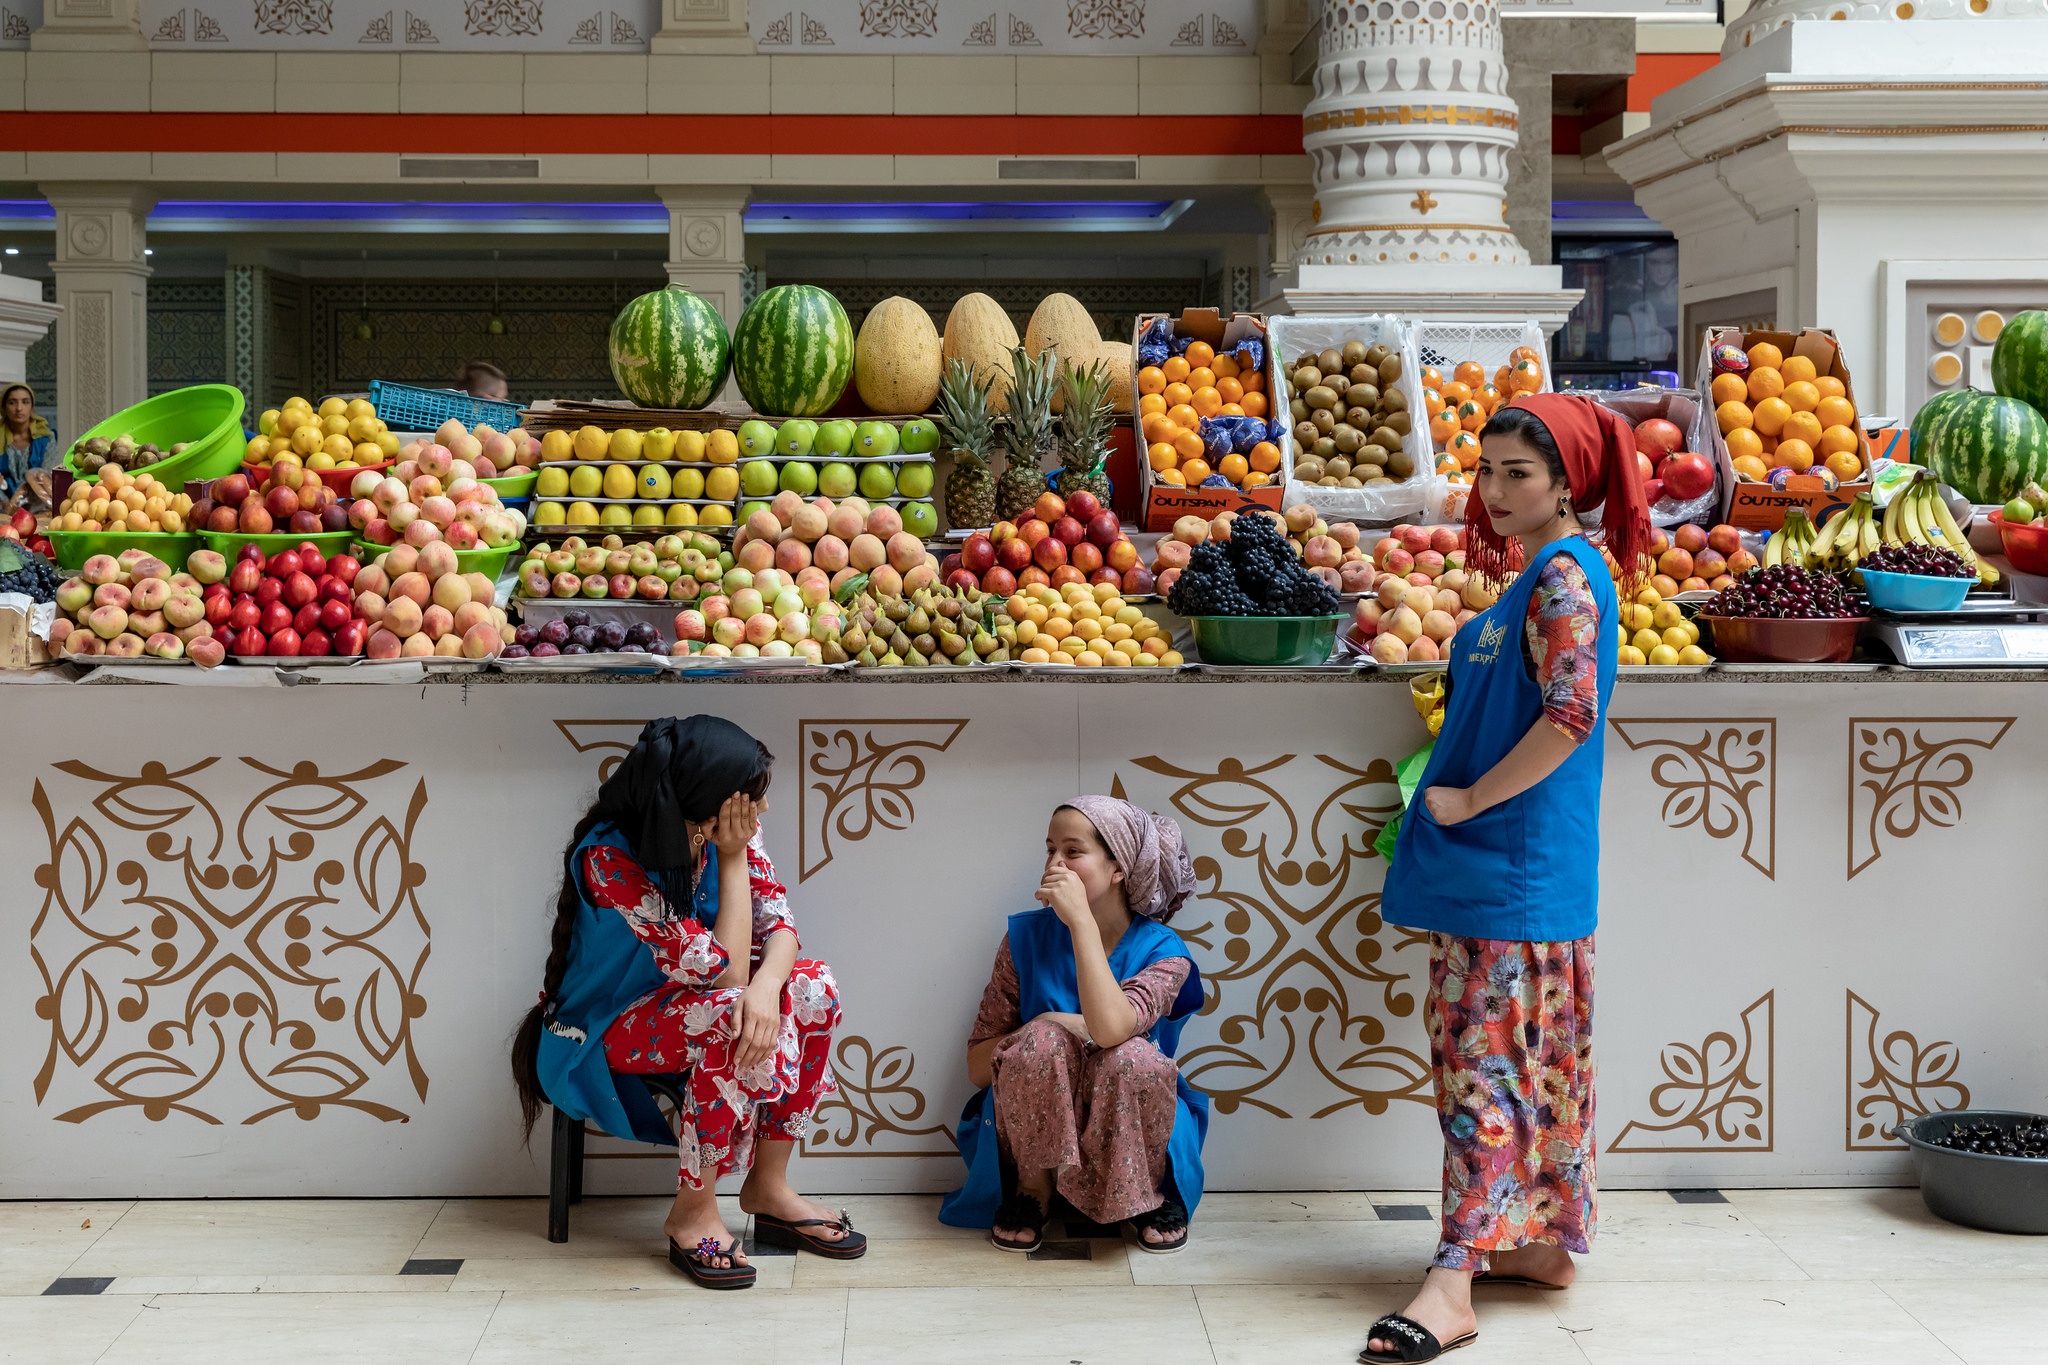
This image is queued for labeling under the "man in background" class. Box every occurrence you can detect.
[457,362,508,401]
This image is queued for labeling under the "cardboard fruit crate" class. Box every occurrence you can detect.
[1698,327,1871,532]
[1131,308,1283,532]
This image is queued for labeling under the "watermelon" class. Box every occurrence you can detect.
[1908,388,1969,465]
[732,284,854,418]
[1921,389,2048,505]
[608,286,731,410]
[1991,309,2048,414]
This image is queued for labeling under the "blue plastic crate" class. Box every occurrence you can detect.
[369,380,520,433]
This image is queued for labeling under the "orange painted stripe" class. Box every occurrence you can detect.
[1629,55,1719,113]
[0,112,1306,157]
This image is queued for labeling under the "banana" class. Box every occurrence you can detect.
[1860,499,1880,557]
[1764,526,1783,568]
[1898,482,1928,547]
[1922,483,1978,566]
[1810,505,1850,566]
[1881,488,1903,545]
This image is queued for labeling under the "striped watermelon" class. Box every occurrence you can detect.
[1908,388,1970,465]
[1991,309,2048,414]
[732,284,854,418]
[1921,389,2048,505]
[609,286,731,409]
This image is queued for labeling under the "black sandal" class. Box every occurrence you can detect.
[754,1209,868,1260]
[990,1192,1047,1253]
[1129,1197,1190,1254]
[1358,1313,1476,1362]
[1472,1269,1567,1291]
[668,1235,756,1290]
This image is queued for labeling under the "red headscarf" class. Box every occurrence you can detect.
[1463,392,1652,591]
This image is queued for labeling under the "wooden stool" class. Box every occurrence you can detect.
[547,1073,686,1243]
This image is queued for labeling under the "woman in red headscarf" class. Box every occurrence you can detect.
[1363,394,1647,1363]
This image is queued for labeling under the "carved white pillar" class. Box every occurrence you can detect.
[44,186,153,441]
[0,266,61,387]
[651,0,753,54]
[1260,185,1316,308]
[31,0,147,49]
[657,187,751,331]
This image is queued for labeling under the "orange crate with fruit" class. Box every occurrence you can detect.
[1132,308,1284,532]
[1409,320,1554,520]
[1698,327,1873,531]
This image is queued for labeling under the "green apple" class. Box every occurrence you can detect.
[859,462,898,500]
[897,461,935,499]
[642,427,677,461]
[901,500,939,538]
[854,421,900,459]
[814,419,858,458]
[738,419,778,459]
[898,418,939,455]
[776,419,818,457]
[2003,496,2035,525]
[780,460,820,496]
[740,459,780,498]
[739,501,771,524]
[818,461,859,499]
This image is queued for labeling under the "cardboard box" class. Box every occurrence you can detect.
[1698,326,1871,531]
[1,595,53,671]
[1725,476,1867,534]
[1132,309,1282,533]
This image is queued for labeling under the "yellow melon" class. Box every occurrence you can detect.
[1025,293,1102,413]
[1097,340,1135,414]
[853,296,942,415]
[943,292,1020,413]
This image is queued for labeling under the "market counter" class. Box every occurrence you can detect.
[6,668,2043,1199]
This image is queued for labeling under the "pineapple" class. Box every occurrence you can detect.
[937,358,998,530]
[1054,358,1114,505]
[996,345,1057,522]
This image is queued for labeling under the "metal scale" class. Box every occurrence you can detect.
[1865,594,2048,667]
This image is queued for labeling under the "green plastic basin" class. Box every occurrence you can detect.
[1186,615,1344,666]
[353,539,514,580]
[201,530,356,560]
[64,384,248,487]
[46,530,199,573]
[481,471,539,499]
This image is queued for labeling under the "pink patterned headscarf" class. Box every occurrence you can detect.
[1060,795,1197,922]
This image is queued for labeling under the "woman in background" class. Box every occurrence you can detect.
[2,384,54,511]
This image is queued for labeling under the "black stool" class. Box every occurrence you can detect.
[547,1073,686,1243]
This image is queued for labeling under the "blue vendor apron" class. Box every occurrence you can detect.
[1381,534,1616,943]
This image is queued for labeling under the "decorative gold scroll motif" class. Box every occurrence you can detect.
[1846,990,1972,1151]
[1609,719,1776,879]
[29,759,431,1126]
[806,1035,957,1157]
[1847,717,2013,879]
[798,720,968,882]
[1116,756,1433,1120]
[1609,992,1773,1153]
[552,718,656,786]
[1303,106,1520,134]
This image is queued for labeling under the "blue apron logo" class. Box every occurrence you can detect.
[1467,617,1506,665]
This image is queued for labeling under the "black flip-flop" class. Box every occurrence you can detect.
[1129,1197,1190,1254]
[668,1235,756,1289]
[1358,1313,1476,1362]
[754,1210,868,1259]
[1473,1270,1567,1291]
[990,1192,1047,1253]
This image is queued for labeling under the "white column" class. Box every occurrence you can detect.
[44,186,153,441]
[31,0,146,49]
[656,188,751,331]
[1260,185,1316,309]
[650,0,753,54]
[0,266,61,386]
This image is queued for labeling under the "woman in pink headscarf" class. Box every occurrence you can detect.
[938,796,1210,1255]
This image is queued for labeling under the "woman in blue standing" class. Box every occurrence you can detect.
[1363,393,1649,1363]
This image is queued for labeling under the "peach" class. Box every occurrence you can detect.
[1692,550,1728,580]
[868,564,903,598]
[403,520,441,549]
[1429,525,1461,556]
[366,628,403,660]
[432,574,472,612]
[774,539,812,574]
[1376,577,1407,609]
[1397,524,1431,553]
[188,636,227,668]
[903,563,938,592]
[104,633,146,657]
[1434,588,1461,616]
[770,489,805,528]
[164,593,206,629]
[419,495,456,528]
[867,505,903,539]
[1303,535,1343,569]
[1708,524,1743,558]
[1420,609,1458,642]
[886,532,926,573]
[1439,568,1469,597]
[390,572,430,608]
[1673,523,1709,555]
[127,610,165,638]
[745,509,782,543]
[463,573,494,607]
[743,611,779,646]
[826,504,865,541]
[417,542,459,581]
[1407,635,1441,663]
[354,591,387,625]
[1413,550,1446,578]
[81,555,121,587]
[421,604,455,641]
[1154,539,1193,572]
[1383,605,1423,645]
[732,538,771,573]
[383,597,425,638]
[1371,633,1409,664]
[1657,547,1694,581]
[1330,523,1361,551]
[401,632,435,657]
[791,505,828,542]
[94,582,131,611]
[813,535,850,573]
[1402,585,1435,617]
[384,544,420,577]
[1462,577,1497,611]
[88,605,129,640]
[1383,547,1414,577]
[1173,515,1211,544]
[1283,504,1316,535]
[461,622,500,659]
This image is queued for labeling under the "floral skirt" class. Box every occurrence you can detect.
[1426,933,1595,1271]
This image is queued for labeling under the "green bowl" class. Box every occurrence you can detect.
[1186,615,1344,666]
[46,530,200,573]
[354,539,514,579]
[64,384,248,487]
[201,530,357,560]
[481,470,539,499]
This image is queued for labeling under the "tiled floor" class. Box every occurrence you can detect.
[3,1188,2033,1363]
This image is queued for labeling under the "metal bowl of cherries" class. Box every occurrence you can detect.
[1697,565,1866,663]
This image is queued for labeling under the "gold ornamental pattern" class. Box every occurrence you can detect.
[1115,755,1432,1120]
[1847,717,2013,879]
[1609,718,1776,879]
[1609,992,1774,1153]
[805,1035,957,1157]
[1846,990,1971,1151]
[29,759,431,1126]
[797,720,969,882]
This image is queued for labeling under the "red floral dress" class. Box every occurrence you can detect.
[586,833,840,1191]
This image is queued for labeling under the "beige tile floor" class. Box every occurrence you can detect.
[1,1188,2035,1363]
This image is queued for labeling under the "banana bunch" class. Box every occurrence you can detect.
[1763,507,1817,569]
[1880,478,2000,585]
[1807,493,1880,572]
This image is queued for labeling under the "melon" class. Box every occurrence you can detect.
[943,292,1020,414]
[1908,388,1969,466]
[1025,293,1101,413]
[1922,389,2048,505]
[732,284,855,418]
[1098,340,1135,414]
[608,286,730,410]
[853,296,942,415]
[1991,309,2048,414]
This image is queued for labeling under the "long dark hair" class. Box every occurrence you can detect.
[508,724,774,1139]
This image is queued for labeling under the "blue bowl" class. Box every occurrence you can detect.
[1860,567,1971,612]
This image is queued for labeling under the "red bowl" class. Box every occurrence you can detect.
[1706,615,1866,664]
[1991,509,2048,575]
[243,462,391,496]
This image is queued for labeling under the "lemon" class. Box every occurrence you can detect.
[704,466,739,502]
[1631,627,1662,655]
[259,408,281,437]
[676,430,707,462]
[600,504,633,527]
[568,466,604,499]
[572,426,610,461]
[537,467,570,498]
[1677,644,1711,665]
[535,502,565,526]
[602,464,637,500]
[542,429,576,463]
[704,429,738,465]
[567,500,600,526]
[345,397,376,421]
[697,504,733,527]
[666,504,699,527]
[638,465,673,500]
[1618,645,1646,666]
[610,428,644,461]
[319,396,348,418]
[633,504,665,526]
[1648,643,1681,665]
[670,467,705,499]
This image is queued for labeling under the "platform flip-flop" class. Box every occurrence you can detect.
[668,1235,756,1289]
[753,1210,868,1259]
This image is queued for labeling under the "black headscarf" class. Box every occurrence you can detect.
[595,716,773,872]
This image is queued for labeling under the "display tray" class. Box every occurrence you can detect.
[666,655,841,672]
[227,655,364,669]
[495,652,671,674]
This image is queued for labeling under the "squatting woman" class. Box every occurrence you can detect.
[510,715,864,1289]
[1364,393,1647,1362]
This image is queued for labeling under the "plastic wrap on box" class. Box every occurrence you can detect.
[1272,314,1442,526]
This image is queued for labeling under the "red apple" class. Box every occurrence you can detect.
[333,619,368,656]
[997,536,1033,574]
[267,627,302,657]
[1122,566,1156,595]
[961,534,996,575]
[1070,541,1104,575]
[232,625,268,656]
[1065,490,1102,524]
[228,560,262,596]
[259,600,293,636]
[1634,418,1685,460]
[255,578,283,608]
[979,566,1016,596]
[283,572,318,608]
[1051,516,1086,547]
[1085,511,1121,548]
[326,554,359,586]
[1032,491,1066,525]
[319,597,352,632]
[1032,535,1068,571]
[265,486,299,521]
[300,628,333,657]
[292,602,322,636]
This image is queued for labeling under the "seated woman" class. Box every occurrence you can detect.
[509,715,865,1290]
[939,796,1208,1253]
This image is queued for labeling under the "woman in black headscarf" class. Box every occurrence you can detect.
[510,716,863,1289]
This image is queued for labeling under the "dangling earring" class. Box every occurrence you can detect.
[1558,495,1572,520]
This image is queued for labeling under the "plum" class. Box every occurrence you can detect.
[563,608,591,629]
[502,644,531,659]
[595,620,628,651]
[625,621,659,648]
[539,618,570,646]
[531,641,560,658]
[568,624,597,649]
[561,642,589,655]
[514,625,538,648]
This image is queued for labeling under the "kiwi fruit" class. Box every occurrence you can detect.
[1378,354,1403,384]
[1387,449,1415,479]
[1332,425,1363,454]
[1317,348,1343,374]
[1311,408,1338,436]
[1365,343,1390,367]
[1293,366,1322,391]
[1304,385,1338,411]
[1311,436,1338,459]
[1280,334,1422,487]
[1326,456,1353,479]
[1340,340,1368,366]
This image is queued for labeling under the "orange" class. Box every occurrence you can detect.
[1825,450,1864,482]
[1746,366,1785,403]
[1815,395,1856,430]
[1242,471,1272,490]
[1167,402,1199,429]
[1715,399,1754,435]
[1449,430,1481,468]
[1455,361,1486,388]
[1510,359,1543,392]
[1819,424,1860,457]
[1430,407,1460,443]
[1184,341,1214,369]
[1477,383,1504,413]
[1781,410,1824,448]
[1163,382,1194,409]
[1137,366,1167,395]
[1162,355,1191,384]
[1814,376,1846,401]
[1437,453,1463,476]
[1782,380,1820,413]
[1422,388,1442,413]
[1494,366,1512,395]
[1746,341,1784,370]
[1148,442,1178,472]
[1220,402,1245,417]
[1240,369,1264,392]
[1458,399,1488,432]
[1724,427,1764,463]
[1211,353,1240,379]
[1511,346,1543,365]
[1138,392,1167,417]
[1156,468,1186,487]
[1780,355,1818,385]
[1710,373,1748,406]
[1249,440,1281,473]
[1218,453,1249,484]
[1752,396,1792,436]
[1141,412,1175,443]
[1172,428,1206,461]
[1440,380,1473,405]
[1180,458,1213,486]
[1775,438,1815,473]
[1240,391,1268,418]
[1188,366,1216,391]
[1732,454,1769,483]
[1216,376,1244,405]
[1191,386,1224,418]
[1421,366,1444,391]
[1759,433,1778,456]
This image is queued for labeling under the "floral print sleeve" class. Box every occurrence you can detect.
[1522,552,1602,744]
[745,831,799,955]
[580,844,729,989]
[968,937,1024,1047]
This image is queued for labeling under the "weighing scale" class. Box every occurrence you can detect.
[1865,596,2048,667]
